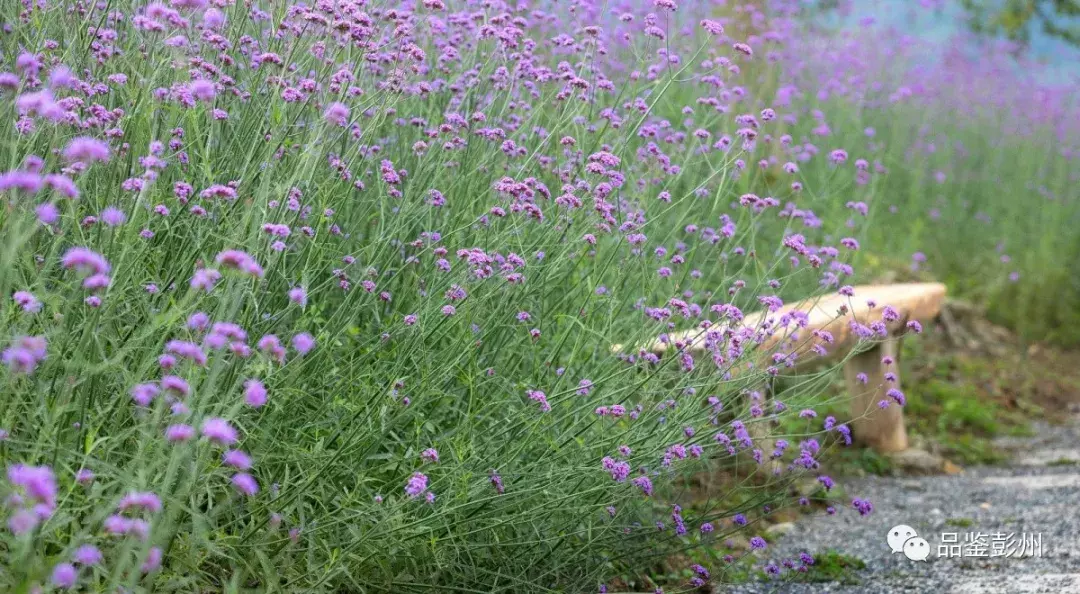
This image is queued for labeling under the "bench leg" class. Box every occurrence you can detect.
[843,337,908,453]
[744,383,784,475]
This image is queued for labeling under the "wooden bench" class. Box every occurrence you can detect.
[614,283,947,453]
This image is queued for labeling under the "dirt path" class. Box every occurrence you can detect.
[731,415,1080,593]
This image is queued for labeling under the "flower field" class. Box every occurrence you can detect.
[0,0,1076,591]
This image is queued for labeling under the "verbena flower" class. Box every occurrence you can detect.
[223,450,253,470]
[201,418,238,446]
[243,380,268,408]
[61,247,110,275]
[215,250,264,277]
[141,547,163,573]
[3,335,48,374]
[291,333,315,355]
[165,424,195,442]
[72,544,102,566]
[232,473,259,496]
[62,137,110,163]
[405,472,428,498]
[51,562,78,589]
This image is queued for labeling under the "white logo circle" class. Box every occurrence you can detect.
[903,537,931,561]
[887,524,918,554]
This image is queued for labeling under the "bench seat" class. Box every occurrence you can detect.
[616,283,947,453]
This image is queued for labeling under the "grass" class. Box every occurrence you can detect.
[789,549,867,585]
[1,2,871,590]
[829,447,895,476]
[904,377,1012,465]
[1046,458,1080,467]
[945,517,975,529]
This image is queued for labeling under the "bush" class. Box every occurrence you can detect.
[2,0,1072,592]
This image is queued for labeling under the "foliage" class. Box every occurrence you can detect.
[0,0,1075,592]
[959,0,1080,48]
[786,549,866,585]
[0,1,878,591]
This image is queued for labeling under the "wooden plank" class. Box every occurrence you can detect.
[843,337,908,453]
[614,283,946,371]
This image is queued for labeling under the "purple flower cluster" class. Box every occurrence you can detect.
[2,0,1047,589]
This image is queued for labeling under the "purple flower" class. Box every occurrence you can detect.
[165,340,208,366]
[886,388,906,406]
[187,312,210,331]
[749,536,767,550]
[191,268,222,292]
[189,79,216,102]
[7,464,57,508]
[421,448,439,463]
[62,137,111,163]
[324,102,349,126]
[72,544,103,566]
[141,547,163,573]
[7,508,38,535]
[232,473,259,496]
[489,470,505,494]
[258,334,286,362]
[100,206,126,227]
[61,247,111,275]
[527,389,550,412]
[161,375,190,397]
[244,379,267,407]
[36,202,59,225]
[12,291,42,313]
[223,450,253,470]
[201,417,238,446]
[165,424,195,442]
[405,472,429,498]
[0,171,43,194]
[82,273,111,291]
[288,286,307,306]
[291,332,316,355]
[601,456,630,482]
[118,491,162,514]
[3,335,48,374]
[103,515,131,536]
[47,64,75,88]
[215,250,263,277]
[51,562,78,589]
[632,475,653,496]
[199,184,237,200]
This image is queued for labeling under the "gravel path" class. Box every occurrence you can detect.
[730,416,1080,593]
